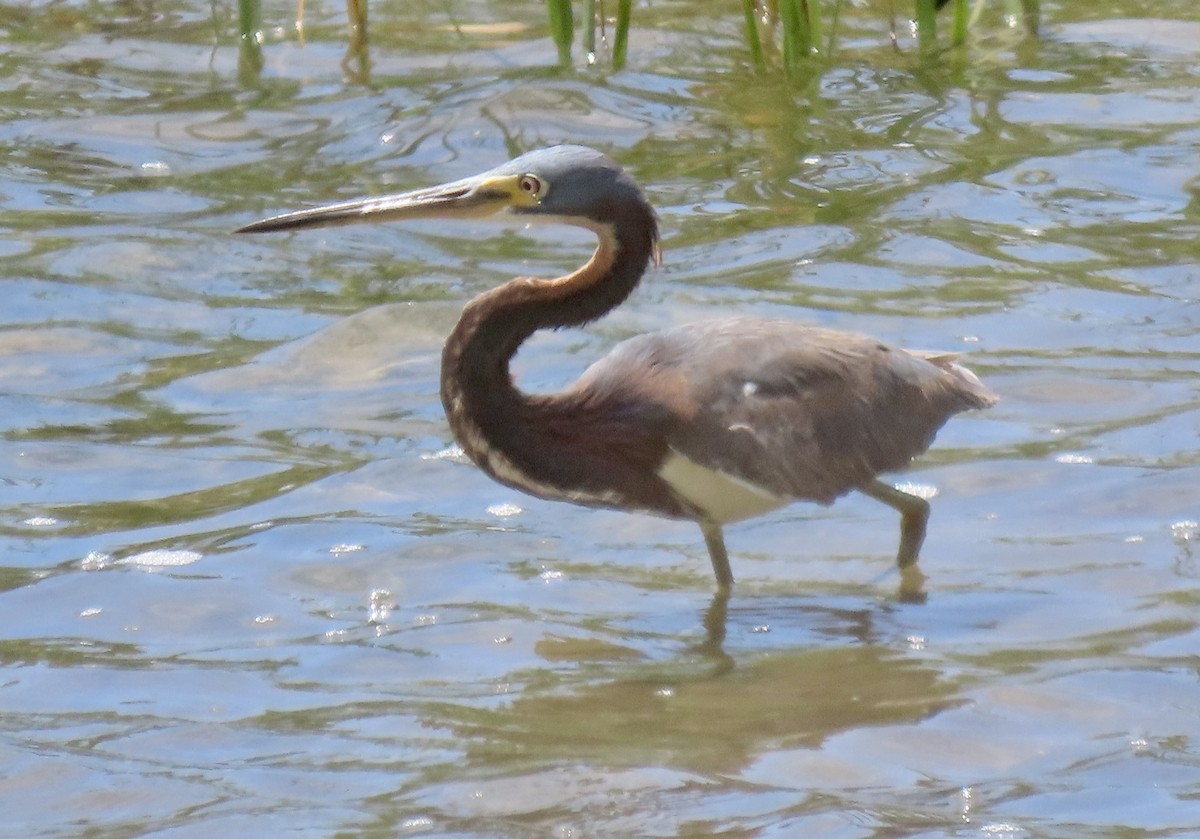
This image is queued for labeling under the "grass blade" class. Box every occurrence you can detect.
[803,0,823,56]
[950,0,968,46]
[546,0,573,64]
[613,0,632,68]
[583,0,596,59]
[914,0,937,52]
[237,0,263,79]
[1019,0,1040,35]
[740,0,766,70]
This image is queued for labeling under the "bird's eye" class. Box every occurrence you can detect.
[518,174,542,197]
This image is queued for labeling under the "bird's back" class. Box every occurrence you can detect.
[574,318,996,509]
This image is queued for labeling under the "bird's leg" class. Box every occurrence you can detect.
[858,479,930,568]
[699,519,734,591]
[898,563,928,604]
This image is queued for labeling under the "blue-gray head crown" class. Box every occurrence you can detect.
[499,145,654,228]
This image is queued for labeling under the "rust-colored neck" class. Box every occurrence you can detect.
[439,203,665,508]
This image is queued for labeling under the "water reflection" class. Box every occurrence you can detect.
[436,637,955,776]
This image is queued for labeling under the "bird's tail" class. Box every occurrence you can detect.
[914,351,999,410]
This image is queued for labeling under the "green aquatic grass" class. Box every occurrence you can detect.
[740,0,766,70]
[950,0,968,45]
[548,0,1039,70]
[550,0,633,67]
[243,0,1041,72]
[612,0,632,68]
[236,0,263,79]
[582,0,596,58]
[240,0,1041,74]
[915,0,938,52]
[547,0,574,64]
[1019,0,1041,34]
[777,0,804,66]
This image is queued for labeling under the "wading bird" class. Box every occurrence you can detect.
[238,145,996,591]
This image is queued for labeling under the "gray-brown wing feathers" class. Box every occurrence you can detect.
[578,318,995,505]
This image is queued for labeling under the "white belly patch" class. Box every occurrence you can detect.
[657,450,788,524]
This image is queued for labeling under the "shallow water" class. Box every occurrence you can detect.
[3,1,1200,836]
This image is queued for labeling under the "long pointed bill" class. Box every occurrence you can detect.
[235,172,528,234]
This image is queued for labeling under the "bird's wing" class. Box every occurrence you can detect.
[577,319,992,506]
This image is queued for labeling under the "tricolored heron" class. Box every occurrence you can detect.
[238,145,996,591]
